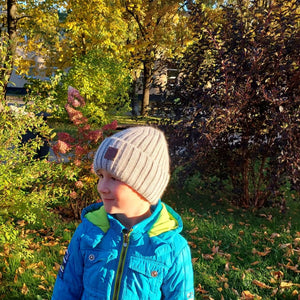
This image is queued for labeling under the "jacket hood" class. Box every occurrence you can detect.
[82,200,183,237]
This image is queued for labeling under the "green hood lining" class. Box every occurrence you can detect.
[85,203,178,237]
[85,206,110,233]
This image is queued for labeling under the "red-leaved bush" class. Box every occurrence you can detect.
[159,0,299,209]
[53,86,117,219]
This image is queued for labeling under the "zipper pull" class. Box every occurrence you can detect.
[122,228,131,247]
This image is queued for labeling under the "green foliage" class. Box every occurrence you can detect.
[23,73,64,116]
[0,34,13,98]
[162,0,300,208]
[58,50,131,124]
[0,103,73,298]
[0,105,61,224]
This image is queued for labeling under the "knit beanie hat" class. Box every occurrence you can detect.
[93,126,170,205]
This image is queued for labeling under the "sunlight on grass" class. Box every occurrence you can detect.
[165,178,300,300]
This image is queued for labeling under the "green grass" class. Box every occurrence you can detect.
[164,176,300,300]
[47,114,157,140]
[1,177,298,300]
[0,215,78,299]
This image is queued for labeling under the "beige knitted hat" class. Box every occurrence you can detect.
[93,126,170,205]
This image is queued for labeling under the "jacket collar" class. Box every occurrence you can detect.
[82,200,182,238]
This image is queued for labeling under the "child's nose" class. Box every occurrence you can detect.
[97,179,109,194]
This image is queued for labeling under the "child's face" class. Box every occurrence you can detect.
[96,169,151,218]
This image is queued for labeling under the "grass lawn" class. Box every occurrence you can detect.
[166,175,300,300]
[1,175,298,299]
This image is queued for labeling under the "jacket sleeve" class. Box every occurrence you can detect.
[51,225,84,300]
[161,242,195,300]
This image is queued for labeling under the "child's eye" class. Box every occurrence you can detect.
[97,172,103,179]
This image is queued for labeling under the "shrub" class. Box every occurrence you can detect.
[161,0,299,208]
[0,104,59,223]
[51,86,118,219]
[0,100,68,267]
[56,50,131,125]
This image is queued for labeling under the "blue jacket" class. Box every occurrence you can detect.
[52,201,194,299]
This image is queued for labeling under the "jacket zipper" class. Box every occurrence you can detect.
[112,228,131,300]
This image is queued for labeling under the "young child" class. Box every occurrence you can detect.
[52,126,194,300]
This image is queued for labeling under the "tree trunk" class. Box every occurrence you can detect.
[141,60,152,116]
[242,157,250,207]
[2,0,18,100]
[129,77,138,117]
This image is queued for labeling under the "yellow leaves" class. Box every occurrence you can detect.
[270,270,284,282]
[279,281,300,289]
[21,283,29,295]
[241,290,262,299]
[195,283,209,295]
[252,280,272,289]
[53,262,61,272]
[188,226,199,234]
[252,247,271,257]
[279,262,300,273]
[42,240,59,247]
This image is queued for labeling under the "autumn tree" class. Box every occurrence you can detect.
[42,0,133,123]
[123,0,191,116]
[0,0,61,99]
[162,0,300,208]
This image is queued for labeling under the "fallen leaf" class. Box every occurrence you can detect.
[202,254,214,260]
[271,270,284,281]
[252,247,271,257]
[270,233,280,238]
[212,246,219,254]
[195,283,208,294]
[279,243,292,249]
[280,281,300,289]
[17,220,26,227]
[17,267,25,275]
[252,279,272,289]
[279,263,300,273]
[271,288,278,296]
[294,238,300,246]
[27,263,39,270]
[241,290,262,299]
[21,283,29,295]
[53,262,61,272]
[43,241,58,247]
[188,241,197,249]
[225,262,230,272]
[38,285,47,290]
[189,226,199,234]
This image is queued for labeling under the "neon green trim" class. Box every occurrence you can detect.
[148,203,178,237]
[85,206,110,233]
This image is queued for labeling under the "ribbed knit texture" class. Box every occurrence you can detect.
[93,126,170,205]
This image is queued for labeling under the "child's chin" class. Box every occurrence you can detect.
[103,204,118,214]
